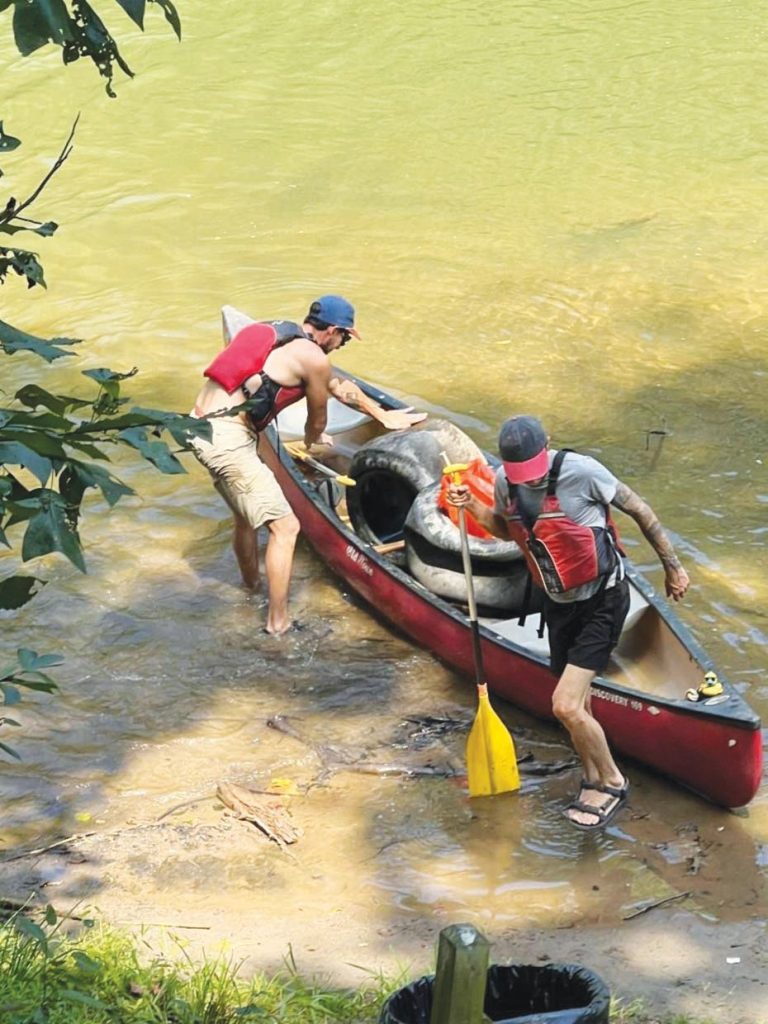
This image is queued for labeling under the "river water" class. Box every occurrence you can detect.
[1,0,767,950]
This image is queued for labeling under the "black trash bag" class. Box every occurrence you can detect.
[485,963,610,1024]
[379,963,610,1024]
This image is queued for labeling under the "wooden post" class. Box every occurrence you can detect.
[430,923,490,1024]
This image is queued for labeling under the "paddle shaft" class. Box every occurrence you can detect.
[457,506,485,688]
[283,444,356,486]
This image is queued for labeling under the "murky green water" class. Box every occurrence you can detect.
[1,0,766,939]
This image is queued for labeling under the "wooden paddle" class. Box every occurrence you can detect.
[442,462,520,797]
[283,442,356,487]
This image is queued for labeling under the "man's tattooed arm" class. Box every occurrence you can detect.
[611,482,690,600]
[328,376,428,430]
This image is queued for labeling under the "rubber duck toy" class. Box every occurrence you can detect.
[685,671,724,702]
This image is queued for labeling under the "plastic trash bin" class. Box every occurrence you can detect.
[380,962,610,1024]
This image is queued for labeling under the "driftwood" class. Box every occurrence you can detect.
[622,891,691,920]
[0,832,97,863]
[216,781,302,847]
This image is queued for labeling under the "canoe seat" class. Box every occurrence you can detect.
[621,583,649,633]
[485,579,649,663]
[483,616,551,660]
[274,397,371,441]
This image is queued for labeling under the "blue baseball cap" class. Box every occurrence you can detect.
[308,294,361,338]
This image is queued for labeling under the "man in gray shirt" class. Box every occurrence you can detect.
[449,414,689,831]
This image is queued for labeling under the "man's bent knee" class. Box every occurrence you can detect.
[267,512,300,540]
[552,694,584,727]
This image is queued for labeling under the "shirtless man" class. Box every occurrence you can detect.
[191,295,425,635]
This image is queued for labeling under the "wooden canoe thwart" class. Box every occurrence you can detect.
[223,307,763,808]
[216,782,302,846]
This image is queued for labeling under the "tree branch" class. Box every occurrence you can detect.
[1,115,80,225]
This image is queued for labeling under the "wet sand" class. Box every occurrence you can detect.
[2,761,767,1024]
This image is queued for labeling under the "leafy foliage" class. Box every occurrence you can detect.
[0,649,61,760]
[6,0,181,97]
[1,369,211,583]
[1,4,187,760]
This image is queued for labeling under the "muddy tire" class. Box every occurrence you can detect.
[346,420,482,544]
[404,482,533,613]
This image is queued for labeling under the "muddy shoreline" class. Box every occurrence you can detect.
[2,779,767,1024]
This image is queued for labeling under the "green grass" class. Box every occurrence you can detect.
[0,905,716,1024]
[0,905,389,1023]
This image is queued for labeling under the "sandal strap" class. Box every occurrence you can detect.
[564,799,612,821]
[580,777,628,799]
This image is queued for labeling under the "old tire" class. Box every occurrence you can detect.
[346,419,483,544]
[404,482,530,612]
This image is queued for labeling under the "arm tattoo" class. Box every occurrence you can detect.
[612,482,682,571]
[330,378,364,411]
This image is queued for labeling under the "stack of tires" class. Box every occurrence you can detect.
[346,419,533,614]
[404,481,528,612]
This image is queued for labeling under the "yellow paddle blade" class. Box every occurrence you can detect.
[466,686,520,797]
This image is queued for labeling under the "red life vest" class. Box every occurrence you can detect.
[203,322,307,431]
[504,449,623,596]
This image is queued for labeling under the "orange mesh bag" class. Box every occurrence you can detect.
[437,457,496,538]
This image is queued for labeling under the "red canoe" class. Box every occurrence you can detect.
[223,308,763,808]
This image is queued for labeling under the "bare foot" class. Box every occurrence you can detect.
[263,619,306,637]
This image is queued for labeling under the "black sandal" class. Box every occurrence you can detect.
[563,777,630,831]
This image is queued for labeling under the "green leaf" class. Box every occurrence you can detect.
[12,914,48,947]
[0,219,58,238]
[150,0,181,40]
[12,0,74,55]
[118,427,186,474]
[0,740,21,761]
[0,319,80,362]
[66,460,134,506]
[59,989,108,1009]
[1,717,21,727]
[0,247,46,288]
[45,905,57,926]
[0,121,21,152]
[0,682,22,706]
[15,384,90,416]
[114,0,145,28]
[10,676,57,693]
[74,411,162,433]
[82,366,138,385]
[0,441,53,485]
[0,575,46,610]
[130,406,212,445]
[17,649,63,671]
[2,409,71,431]
[1,428,67,460]
[21,499,85,572]
[71,949,102,975]
[62,438,109,459]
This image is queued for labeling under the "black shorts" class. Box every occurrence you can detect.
[544,577,631,678]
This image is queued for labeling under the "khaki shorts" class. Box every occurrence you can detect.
[190,416,292,528]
